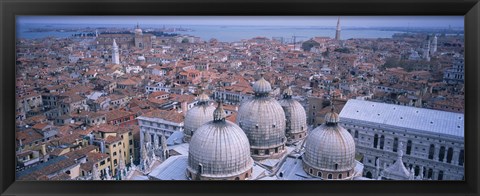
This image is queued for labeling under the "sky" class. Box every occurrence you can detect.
[17,16,464,28]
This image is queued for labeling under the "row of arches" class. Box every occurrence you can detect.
[428,144,464,165]
[352,129,464,166]
[308,168,350,179]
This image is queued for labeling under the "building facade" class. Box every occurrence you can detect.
[339,99,464,180]
[137,109,184,159]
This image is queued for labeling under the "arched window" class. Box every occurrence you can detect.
[427,168,433,179]
[328,174,333,179]
[438,171,444,180]
[414,165,420,176]
[380,135,385,150]
[446,148,453,163]
[235,177,240,180]
[366,171,372,178]
[406,140,412,155]
[265,149,270,155]
[254,149,259,155]
[334,163,338,170]
[458,149,464,166]
[438,146,446,161]
[354,131,359,139]
[347,171,350,177]
[338,173,343,179]
[197,164,203,174]
[393,138,398,152]
[317,171,322,177]
[309,168,313,174]
[428,144,435,160]
[373,134,379,148]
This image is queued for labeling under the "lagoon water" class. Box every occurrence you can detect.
[17,23,403,42]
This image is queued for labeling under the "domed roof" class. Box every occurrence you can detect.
[134,23,143,35]
[188,103,253,179]
[237,97,286,149]
[184,96,215,139]
[279,89,307,139]
[253,77,272,95]
[303,111,356,172]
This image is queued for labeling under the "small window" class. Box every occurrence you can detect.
[328,174,333,179]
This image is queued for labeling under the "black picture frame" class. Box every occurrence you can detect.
[1,0,479,195]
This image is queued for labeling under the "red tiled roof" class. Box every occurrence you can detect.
[140,109,184,124]
[106,109,134,121]
[104,135,122,144]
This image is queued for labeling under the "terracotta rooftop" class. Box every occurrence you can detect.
[16,129,43,146]
[140,109,184,124]
[32,123,50,130]
[106,109,134,121]
[104,135,123,144]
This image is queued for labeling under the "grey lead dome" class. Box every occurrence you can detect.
[237,77,287,160]
[279,87,307,143]
[183,92,215,142]
[187,103,253,179]
[303,110,356,177]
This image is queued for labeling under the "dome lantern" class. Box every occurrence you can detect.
[213,101,226,122]
[197,87,210,105]
[253,76,272,97]
[324,106,340,125]
[282,86,293,99]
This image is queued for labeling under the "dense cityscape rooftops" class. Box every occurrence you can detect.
[15,19,464,181]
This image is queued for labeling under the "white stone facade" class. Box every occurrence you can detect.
[339,99,464,180]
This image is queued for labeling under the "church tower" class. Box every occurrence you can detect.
[112,39,120,65]
[335,17,341,41]
[134,23,144,49]
[431,35,438,55]
[423,36,431,62]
